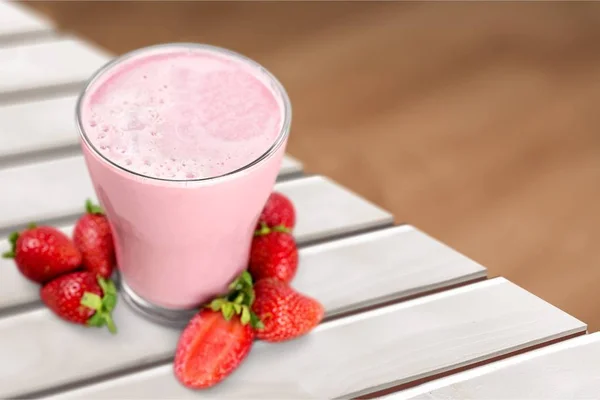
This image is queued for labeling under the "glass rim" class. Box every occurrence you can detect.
[75,42,292,183]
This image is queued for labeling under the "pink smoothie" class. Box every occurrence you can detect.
[78,45,290,310]
[82,47,283,180]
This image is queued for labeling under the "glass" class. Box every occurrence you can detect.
[75,43,291,326]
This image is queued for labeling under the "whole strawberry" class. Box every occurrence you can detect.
[257,192,296,230]
[174,271,262,389]
[40,271,118,333]
[2,224,82,283]
[248,224,298,283]
[73,199,115,278]
[252,278,324,342]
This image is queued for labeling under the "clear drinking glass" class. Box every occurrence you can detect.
[75,43,291,326]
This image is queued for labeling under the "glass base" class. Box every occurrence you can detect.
[120,278,199,328]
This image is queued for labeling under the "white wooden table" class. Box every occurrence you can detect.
[0,2,597,399]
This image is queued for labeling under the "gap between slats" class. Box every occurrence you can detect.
[0,143,82,170]
[0,81,85,107]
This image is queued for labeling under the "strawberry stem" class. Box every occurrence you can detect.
[104,315,117,334]
[204,270,264,329]
[85,199,104,215]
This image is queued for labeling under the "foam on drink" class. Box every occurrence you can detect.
[81,46,284,180]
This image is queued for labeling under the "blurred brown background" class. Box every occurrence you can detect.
[23,1,600,331]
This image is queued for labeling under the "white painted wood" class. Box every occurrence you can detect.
[31,279,585,400]
[0,156,94,230]
[294,224,486,316]
[0,95,79,160]
[0,37,110,97]
[0,225,485,321]
[0,156,388,236]
[391,332,600,400]
[276,175,393,242]
[0,1,54,42]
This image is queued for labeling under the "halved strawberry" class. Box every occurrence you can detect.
[174,271,262,389]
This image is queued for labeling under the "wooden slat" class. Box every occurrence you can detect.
[32,278,585,400]
[0,156,386,235]
[0,37,110,99]
[1,224,484,319]
[0,95,79,161]
[294,224,486,316]
[0,1,54,43]
[392,332,600,400]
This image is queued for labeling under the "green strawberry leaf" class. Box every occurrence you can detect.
[208,298,225,311]
[2,250,15,258]
[233,303,242,314]
[240,270,253,286]
[232,292,244,304]
[222,303,234,320]
[248,288,256,306]
[97,276,117,296]
[80,292,103,311]
[250,311,264,330]
[87,313,105,327]
[102,293,118,312]
[3,232,20,259]
[86,199,104,215]
[241,306,251,325]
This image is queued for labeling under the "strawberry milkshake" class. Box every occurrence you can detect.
[76,44,291,325]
